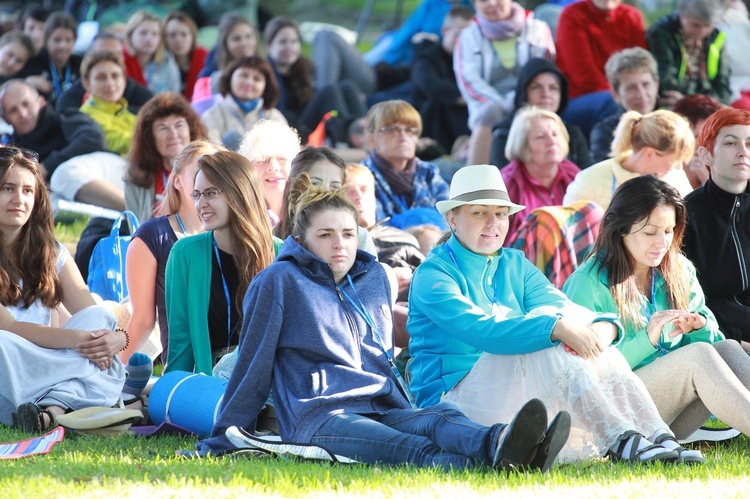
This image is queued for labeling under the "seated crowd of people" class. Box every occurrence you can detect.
[4,0,750,472]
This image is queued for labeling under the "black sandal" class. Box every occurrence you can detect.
[11,403,56,433]
[607,430,680,464]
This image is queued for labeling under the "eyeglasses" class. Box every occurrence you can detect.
[190,187,222,202]
[0,146,39,162]
[377,125,420,137]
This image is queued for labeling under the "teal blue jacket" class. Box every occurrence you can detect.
[563,256,724,371]
[165,232,282,375]
[407,234,619,408]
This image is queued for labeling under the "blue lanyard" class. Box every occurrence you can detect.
[339,275,415,406]
[212,235,236,348]
[174,213,186,234]
[445,244,498,306]
[642,269,669,356]
[49,60,72,96]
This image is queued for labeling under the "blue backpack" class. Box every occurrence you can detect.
[87,211,140,302]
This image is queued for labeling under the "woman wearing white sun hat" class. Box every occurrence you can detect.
[407,164,704,465]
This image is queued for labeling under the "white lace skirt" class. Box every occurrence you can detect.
[443,344,669,462]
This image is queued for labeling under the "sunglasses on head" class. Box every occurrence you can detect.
[0,146,39,162]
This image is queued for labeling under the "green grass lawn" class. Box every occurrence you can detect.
[1,425,749,498]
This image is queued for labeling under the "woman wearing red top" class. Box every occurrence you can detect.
[501,106,580,243]
[163,11,208,102]
[556,0,647,135]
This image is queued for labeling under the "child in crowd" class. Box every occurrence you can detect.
[79,50,137,156]
[0,31,35,85]
[17,5,49,55]
[20,12,81,104]
[162,11,208,101]
[124,10,181,95]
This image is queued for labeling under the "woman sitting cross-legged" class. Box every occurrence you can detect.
[164,151,280,376]
[407,164,703,464]
[564,175,750,446]
[197,174,571,472]
[0,146,127,432]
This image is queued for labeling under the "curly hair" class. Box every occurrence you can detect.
[0,148,61,309]
[127,92,207,188]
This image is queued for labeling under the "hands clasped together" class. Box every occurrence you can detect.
[76,329,127,370]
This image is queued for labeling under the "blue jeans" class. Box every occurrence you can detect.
[309,402,504,470]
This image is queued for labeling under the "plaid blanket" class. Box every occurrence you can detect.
[509,201,604,289]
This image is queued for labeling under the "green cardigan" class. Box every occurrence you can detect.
[164,231,282,375]
[563,255,724,370]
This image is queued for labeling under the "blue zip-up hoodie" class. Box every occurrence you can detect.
[407,234,620,408]
[198,236,410,454]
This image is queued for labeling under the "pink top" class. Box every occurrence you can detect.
[501,158,581,244]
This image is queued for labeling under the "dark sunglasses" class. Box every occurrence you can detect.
[0,146,39,162]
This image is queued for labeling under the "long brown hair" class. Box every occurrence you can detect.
[127,92,206,188]
[263,16,313,106]
[589,175,690,327]
[216,12,257,71]
[0,148,61,308]
[196,151,275,314]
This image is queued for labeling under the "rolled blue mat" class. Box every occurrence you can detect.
[149,371,228,437]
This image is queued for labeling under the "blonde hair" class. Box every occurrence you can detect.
[611,110,695,164]
[156,139,224,216]
[289,174,359,243]
[345,162,375,184]
[238,119,301,162]
[365,99,422,135]
[504,106,569,163]
[125,10,166,64]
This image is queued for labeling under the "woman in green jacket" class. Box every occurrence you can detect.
[165,150,280,375]
[564,175,750,441]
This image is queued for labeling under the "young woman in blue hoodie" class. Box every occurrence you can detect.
[197,175,571,472]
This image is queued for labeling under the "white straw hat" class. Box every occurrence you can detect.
[436,164,525,216]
